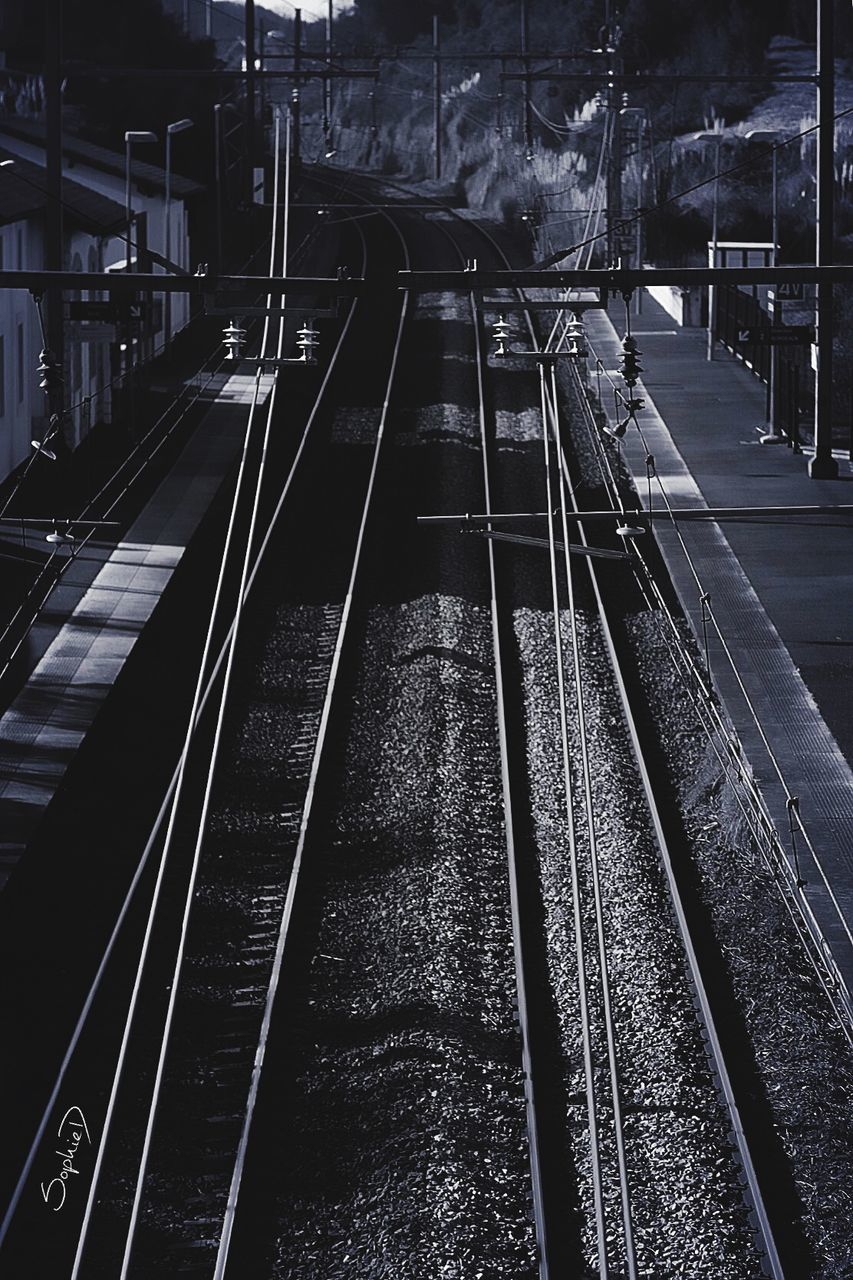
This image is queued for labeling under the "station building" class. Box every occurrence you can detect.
[0,117,203,485]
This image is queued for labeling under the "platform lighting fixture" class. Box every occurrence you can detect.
[694,131,724,361]
[746,128,786,444]
[124,130,159,269]
[165,118,194,345]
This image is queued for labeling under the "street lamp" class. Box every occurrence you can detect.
[124,131,157,381]
[621,107,646,313]
[124,130,158,271]
[747,129,785,443]
[165,118,194,346]
[694,131,724,361]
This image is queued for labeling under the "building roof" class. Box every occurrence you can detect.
[0,118,204,199]
[0,146,126,233]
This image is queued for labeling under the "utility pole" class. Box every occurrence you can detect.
[292,7,301,167]
[245,0,256,203]
[811,0,838,478]
[45,0,64,429]
[521,0,532,159]
[214,103,223,272]
[323,0,333,147]
[433,15,441,181]
[604,26,623,269]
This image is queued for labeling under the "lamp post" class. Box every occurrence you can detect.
[124,131,157,379]
[124,130,158,270]
[621,107,646,313]
[694,131,723,361]
[165,118,194,347]
[747,129,784,443]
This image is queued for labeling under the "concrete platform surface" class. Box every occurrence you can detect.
[0,372,273,888]
[584,294,853,1016]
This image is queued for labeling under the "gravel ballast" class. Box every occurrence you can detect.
[512,606,762,1278]
[553,336,853,1275]
[270,595,539,1278]
[626,609,853,1278]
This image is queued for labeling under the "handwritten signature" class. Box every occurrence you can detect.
[40,1107,91,1212]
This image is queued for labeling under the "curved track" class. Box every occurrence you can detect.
[354,175,787,1278]
[0,166,797,1279]
[0,142,387,1277]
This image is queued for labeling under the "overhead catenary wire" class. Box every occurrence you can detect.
[533,104,853,269]
[0,168,372,1267]
[212,179,412,1279]
[563,339,853,1042]
[116,105,294,1280]
[577,319,853,973]
[68,107,289,1280]
[546,360,638,1277]
[537,358,608,1271]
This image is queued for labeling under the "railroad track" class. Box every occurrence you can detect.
[472,210,785,1277]
[0,161,802,1278]
[354,177,787,1276]
[0,139,383,1275]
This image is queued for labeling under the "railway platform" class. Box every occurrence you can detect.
[0,369,273,888]
[583,293,853,1009]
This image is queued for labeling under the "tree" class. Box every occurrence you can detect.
[3,0,219,182]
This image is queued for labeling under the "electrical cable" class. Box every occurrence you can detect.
[118,107,294,1277]
[580,319,853,958]
[547,361,638,1278]
[533,104,853,269]
[565,342,853,1039]
[537,358,608,1269]
[68,109,289,1280]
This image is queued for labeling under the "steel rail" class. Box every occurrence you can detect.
[546,365,638,1278]
[550,318,853,1046]
[0,169,367,1265]
[423,182,634,1277]
[628,534,853,1048]
[116,110,297,1280]
[369,170,630,1277]
[556,360,786,1278]
[582,350,853,1038]
[409,192,556,1276]
[470,258,551,1279]
[598,356,853,974]
[418,189,783,1275]
[537,360,609,1274]
[70,108,292,1280]
[524,224,785,1272]
[213,192,412,1279]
